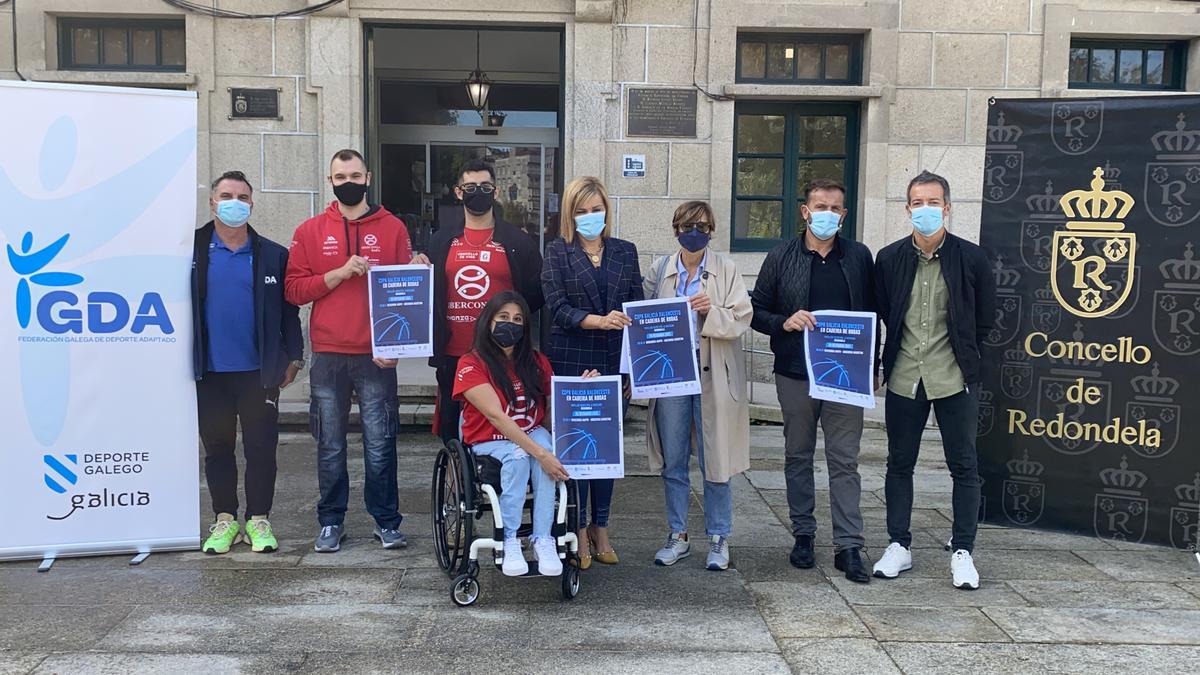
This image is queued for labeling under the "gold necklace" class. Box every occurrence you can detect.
[583,243,604,264]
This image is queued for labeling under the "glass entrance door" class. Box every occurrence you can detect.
[432,144,551,246]
[378,141,557,253]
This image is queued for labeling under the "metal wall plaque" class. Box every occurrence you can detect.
[228,87,282,120]
[627,88,697,138]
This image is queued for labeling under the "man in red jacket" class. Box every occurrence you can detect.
[285,149,413,553]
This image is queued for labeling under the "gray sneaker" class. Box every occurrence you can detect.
[373,526,408,549]
[706,535,730,571]
[314,524,346,552]
[654,532,690,566]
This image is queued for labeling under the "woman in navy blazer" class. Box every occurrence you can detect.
[541,176,643,569]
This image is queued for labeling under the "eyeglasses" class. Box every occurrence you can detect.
[458,183,497,194]
[677,221,713,233]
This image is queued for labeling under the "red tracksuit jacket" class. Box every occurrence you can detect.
[285,201,413,354]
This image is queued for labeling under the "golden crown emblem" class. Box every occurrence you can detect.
[1059,167,1135,231]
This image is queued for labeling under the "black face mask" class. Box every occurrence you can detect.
[491,321,523,348]
[463,190,494,216]
[333,180,368,207]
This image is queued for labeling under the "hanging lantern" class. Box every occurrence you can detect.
[463,31,492,114]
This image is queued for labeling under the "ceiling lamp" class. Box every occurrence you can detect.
[464,30,492,114]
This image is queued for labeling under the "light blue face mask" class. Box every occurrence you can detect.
[807,210,841,240]
[216,199,251,228]
[910,205,944,237]
[574,211,606,240]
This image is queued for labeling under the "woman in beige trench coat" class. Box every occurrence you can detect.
[643,201,752,571]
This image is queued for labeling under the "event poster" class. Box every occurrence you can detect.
[0,81,200,561]
[803,310,877,409]
[368,264,433,358]
[620,297,701,399]
[977,95,1200,550]
[551,375,624,480]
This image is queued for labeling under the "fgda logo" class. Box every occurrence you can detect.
[7,230,174,335]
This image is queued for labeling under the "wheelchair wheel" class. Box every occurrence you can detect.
[561,564,580,601]
[450,573,480,607]
[431,444,474,576]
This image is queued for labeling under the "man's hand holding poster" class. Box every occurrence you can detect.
[368,264,433,359]
[804,310,877,409]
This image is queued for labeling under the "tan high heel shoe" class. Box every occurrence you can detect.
[572,527,592,570]
[589,524,619,565]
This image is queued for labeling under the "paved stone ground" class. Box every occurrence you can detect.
[3,421,1200,674]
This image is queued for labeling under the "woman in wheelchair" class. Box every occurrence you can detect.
[452,291,598,577]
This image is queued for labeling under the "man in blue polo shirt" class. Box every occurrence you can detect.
[191,170,304,555]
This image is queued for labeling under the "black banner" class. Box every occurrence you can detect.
[978,95,1200,550]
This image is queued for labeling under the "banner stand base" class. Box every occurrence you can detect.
[37,556,55,573]
[129,552,151,566]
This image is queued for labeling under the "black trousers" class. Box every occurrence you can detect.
[435,358,462,443]
[884,382,981,553]
[196,371,280,519]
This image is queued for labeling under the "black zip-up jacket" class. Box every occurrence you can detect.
[750,235,877,379]
[192,221,304,388]
[425,216,544,368]
[872,231,995,386]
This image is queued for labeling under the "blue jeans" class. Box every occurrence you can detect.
[473,427,557,540]
[309,353,401,529]
[655,394,732,537]
[577,479,613,528]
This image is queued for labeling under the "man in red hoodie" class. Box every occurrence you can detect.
[285,149,413,553]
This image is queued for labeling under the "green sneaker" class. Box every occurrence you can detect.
[202,518,241,555]
[244,518,278,553]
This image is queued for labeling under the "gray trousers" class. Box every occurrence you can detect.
[777,374,866,551]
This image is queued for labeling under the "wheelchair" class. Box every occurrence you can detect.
[431,439,582,607]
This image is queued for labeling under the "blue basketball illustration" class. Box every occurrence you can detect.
[632,349,675,382]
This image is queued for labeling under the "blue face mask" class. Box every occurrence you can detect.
[807,210,841,240]
[574,211,606,240]
[216,199,251,228]
[911,205,944,237]
[678,229,710,253]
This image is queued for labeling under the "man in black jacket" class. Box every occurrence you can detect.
[871,170,995,590]
[411,159,544,442]
[191,170,304,555]
[751,178,875,583]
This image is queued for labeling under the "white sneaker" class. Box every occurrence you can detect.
[532,537,563,576]
[872,542,913,579]
[951,549,980,590]
[501,537,528,577]
[654,532,691,566]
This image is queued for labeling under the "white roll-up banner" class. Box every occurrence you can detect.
[0,81,199,561]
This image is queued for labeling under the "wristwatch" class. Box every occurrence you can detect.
[291,359,306,369]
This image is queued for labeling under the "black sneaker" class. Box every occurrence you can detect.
[834,547,871,584]
[789,534,815,569]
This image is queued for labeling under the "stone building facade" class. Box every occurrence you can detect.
[5,0,1200,383]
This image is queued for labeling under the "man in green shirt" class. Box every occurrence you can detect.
[871,171,996,590]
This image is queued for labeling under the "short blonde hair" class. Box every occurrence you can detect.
[560,176,613,244]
